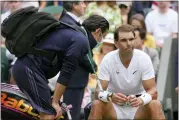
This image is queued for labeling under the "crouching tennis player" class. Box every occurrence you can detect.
[88,25,165,119]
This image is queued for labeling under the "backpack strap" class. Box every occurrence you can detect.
[33,21,81,60]
[28,21,87,60]
[36,21,86,38]
[26,47,56,60]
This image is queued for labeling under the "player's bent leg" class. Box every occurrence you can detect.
[134,100,165,119]
[146,100,165,119]
[88,100,103,119]
[88,100,117,120]
[40,112,55,120]
[134,104,150,119]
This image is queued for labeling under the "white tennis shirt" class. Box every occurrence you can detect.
[98,49,155,95]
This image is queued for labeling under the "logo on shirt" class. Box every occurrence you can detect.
[133,70,138,74]
[116,71,120,74]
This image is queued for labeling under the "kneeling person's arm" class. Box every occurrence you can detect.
[53,35,88,103]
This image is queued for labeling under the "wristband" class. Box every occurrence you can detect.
[139,92,152,105]
[98,91,113,102]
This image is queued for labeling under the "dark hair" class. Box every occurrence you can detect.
[114,24,135,41]
[82,15,109,33]
[63,1,80,12]
[129,13,146,31]
[134,27,146,40]
[119,4,128,9]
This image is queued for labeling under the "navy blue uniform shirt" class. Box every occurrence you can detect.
[59,12,97,88]
[15,24,89,86]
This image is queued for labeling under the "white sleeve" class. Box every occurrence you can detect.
[98,56,111,81]
[6,49,16,60]
[145,13,153,33]
[142,55,155,80]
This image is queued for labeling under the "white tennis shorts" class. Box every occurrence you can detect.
[112,103,139,119]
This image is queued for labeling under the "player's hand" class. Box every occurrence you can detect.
[52,102,62,119]
[128,95,143,107]
[112,93,128,105]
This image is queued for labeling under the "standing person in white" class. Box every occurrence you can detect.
[88,24,165,119]
[145,1,178,46]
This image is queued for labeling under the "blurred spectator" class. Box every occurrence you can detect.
[117,1,132,25]
[81,87,92,108]
[1,2,8,14]
[1,45,9,83]
[170,1,178,12]
[40,6,63,19]
[58,1,63,6]
[145,1,178,46]
[152,1,178,12]
[85,1,122,32]
[141,1,153,16]
[39,1,59,9]
[83,1,92,7]
[22,1,39,8]
[130,1,153,17]
[130,14,156,49]
[151,1,158,10]
[1,1,23,23]
[105,1,122,32]
[134,28,159,75]
[1,1,39,23]
[130,1,145,16]
[85,1,107,18]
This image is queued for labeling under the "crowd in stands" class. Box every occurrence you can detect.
[1,0,178,108]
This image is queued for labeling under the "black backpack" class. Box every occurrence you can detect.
[1,6,86,59]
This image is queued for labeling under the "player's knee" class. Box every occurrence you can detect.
[40,113,55,120]
[91,100,104,110]
[148,100,162,110]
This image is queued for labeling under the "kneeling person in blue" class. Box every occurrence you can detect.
[12,15,109,119]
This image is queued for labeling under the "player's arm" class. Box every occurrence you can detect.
[142,77,157,100]
[145,13,153,36]
[139,55,156,106]
[129,55,157,107]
